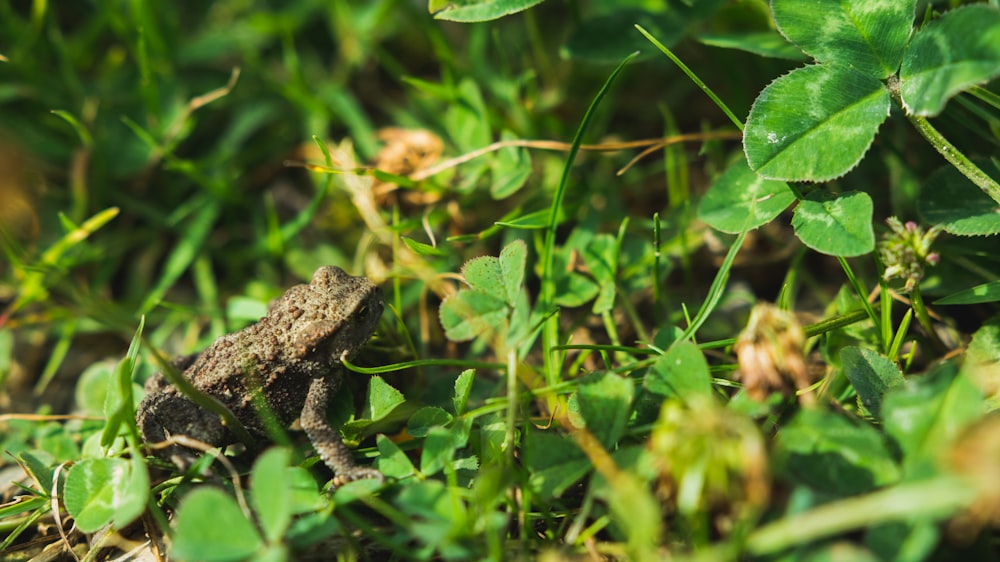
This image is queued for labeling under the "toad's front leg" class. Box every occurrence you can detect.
[299,375,383,485]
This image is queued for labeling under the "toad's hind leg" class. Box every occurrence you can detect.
[299,375,383,485]
[137,392,228,470]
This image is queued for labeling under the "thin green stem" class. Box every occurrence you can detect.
[910,288,946,351]
[837,256,882,347]
[505,348,518,469]
[907,112,1000,204]
[652,213,663,326]
[885,77,1000,203]
[680,229,747,343]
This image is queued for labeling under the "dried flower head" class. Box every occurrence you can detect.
[878,217,942,293]
[374,127,443,179]
[734,303,813,404]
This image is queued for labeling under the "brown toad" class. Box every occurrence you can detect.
[137,266,384,483]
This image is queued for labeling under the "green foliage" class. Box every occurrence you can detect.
[430,0,545,22]
[840,346,905,418]
[899,5,1000,117]
[791,190,875,257]
[439,239,531,349]
[744,0,1000,199]
[171,487,266,561]
[644,340,713,402]
[772,0,913,79]
[4,0,1000,559]
[918,159,1000,236]
[697,156,795,234]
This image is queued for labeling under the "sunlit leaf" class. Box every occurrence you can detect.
[792,190,875,256]
[431,0,546,22]
[744,64,889,182]
[772,0,914,78]
[900,5,1000,116]
[699,156,795,233]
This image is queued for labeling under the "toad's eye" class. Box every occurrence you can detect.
[356,304,370,320]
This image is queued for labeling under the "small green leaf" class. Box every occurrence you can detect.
[744,64,890,182]
[17,452,54,494]
[64,459,129,533]
[498,240,527,306]
[776,409,900,496]
[581,234,618,314]
[792,190,875,257]
[462,255,504,296]
[287,467,324,513]
[841,346,905,418]
[495,207,568,229]
[420,422,470,476]
[102,318,143,448]
[171,487,264,561]
[551,248,601,307]
[900,4,1000,116]
[75,361,114,417]
[439,242,528,345]
[935,281,1000,305]
[772,0,914,78]
[697,31,808,61]
[408,406,454,437]
[576,372,634,448]
[917,160,1000,236]
[645,341,713,403]
[250,447,293,543]
[364,376,406,421]
[453,369,475,415]
[491,130,531,199]
[439,290,509,342]
[402,237,448,257]
[377,435,418,480]
[116,451,149,533]
[698,156,795,233]
[431,0,546,22]
[444,79,491,150]
[866,520,940,562]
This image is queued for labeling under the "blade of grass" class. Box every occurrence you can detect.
[540,51,638,386]
[636,25,743,132]
[8,207,119,314]
[837,256,882,348]
[679,229,747,344]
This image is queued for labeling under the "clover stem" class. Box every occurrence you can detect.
[909,287,947,351]
[886,76,1000,205]
[907,113,1000,204]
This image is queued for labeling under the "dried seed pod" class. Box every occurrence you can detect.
[734,303,813,405]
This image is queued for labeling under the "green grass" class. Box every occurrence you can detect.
[3,1,1000,561]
